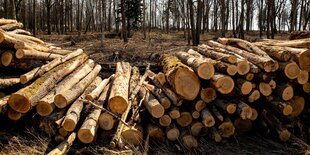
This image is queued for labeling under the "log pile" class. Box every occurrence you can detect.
[0,18,309,153]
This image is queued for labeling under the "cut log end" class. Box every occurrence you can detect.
[200,87,217,103]
[150,104,165,118]
[191,122,204,136]
[297,70,309,84]
[227,103,237,114]
[108,96,128,114]
[213,75,234,94]
[182,135,198,148]
[7,108,22,120]
[192,111,200,119]
[219,122,235,138]
[240,106,253,120]
[8,93,31,113]
[227,65,238,76]
[161,98,171,109]
[1,51,13,66]
[299,50,310,71]
[166,127,180,141]
[62,119,76,132]
[283,105,293,116]
[159,115,172,127]
[303,83,310,93]
[54,95,68,109]
[121,126,143,146]
[78,129,94,144]
[289,96,305,117]
[174,68,200,100]
[237,61,250,75]
[197,62,215,80]
[176,112,192,127]
[99,113,115,130]
[241,81,253,95]
[36,101,54,116]
[250,108,258,121]
[169,109,180,119]
[246,73,254,81]
[279,130,291,141]
[20,75,29,84]
[202,116,215,127]
[248,90,261,103]
[259,83,272,96]
[59,128,68,137]
[281,85,294,101]
[284,62,300,79]
[194,100,206,112]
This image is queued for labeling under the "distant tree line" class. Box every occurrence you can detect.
[0,0,309,45]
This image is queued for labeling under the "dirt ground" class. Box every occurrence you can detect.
[0,30,309,154]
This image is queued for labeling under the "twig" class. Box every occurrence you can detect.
[80,99,130,127]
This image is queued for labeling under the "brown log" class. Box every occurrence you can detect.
[210,73,234,94]
[54,64,101,108]
[245,73,254,81]
[85,75,113,101]
[14,41,50,52]
[176,51,215,80]
[99,112,115,130]
[236,100,253,119]
[214,99,237,114]
[155,72,166,85]
[214,61,238,76]
[47,132,76,155]
[200,87,217,103]
[236,78,253,95]
[256,45,292,61]
[168,106,180,119]
[0,22,23,31]
[291,49,310,71]
[197,45,237,63]
[7,31,45,45]
[121,124,144,146]
[209,127,222,142]
[0,18,17,25]
[7,107,23,120]
[287,96,305,117]
[191,121,205,136]
[208,40,278,72]
[108,62,131,114]
[234,118,252,134]
[247,89,261,103]
[62,77,102,132]
[36,60,95,116]
[8,54,88,113]
[194,100,206,112]
[148,70,183,106]
[275,83,294,101]
[255,38,310,48]
[181,130,198,148]
[218,38,273,59]
[201,108,215,127]
[159,114,171,127]
[279,62,301,79]
[0,95,9,113]
[211,105,224,122]
[58,128,68,137]
[236,60,250,75]
[270,100,293,116]
[218,116,235,138]
[0,92,5,98]
[20,49,84,84]
[7,29,31,35]
[297,70,309,84]
[144,83,171,109]
[303,83,310,93]
[0,77,20,89]
[15,49,62,60]
[147,124,165,141]
[176,111,192,127]
[48,49,73,55]
[249,108,258,121]
[166,125,180,141]
[161,54,200,100]
[269,79,277,89]
[259,82,272,96]
[1,50,14,66]
[139,87,164,118]
[262,110,291,141]
[128,66,140,93]
[191,110,200,119]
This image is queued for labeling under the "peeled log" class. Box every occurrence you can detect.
[176,51,215,80]
[108,62,131,114]
[0,77,20,89]
[161,54,200,100]
[255,38,310,48]
[214,99,237,114]
[200,87,217,103]
[16,49,62,60]
[176,112,192,127]
[8,54,87,113]
[62,77,102,132]
[36,60,95,116]
[279,62,300,79]
[47,132,76,155]
[201,108,215,127]
[208,40,278,72]
[20,49,84,84]
[210,73,234,94]
[275,83,294,101]
[0,22,23,31]
[139,87,164,118]
[54,64,101,108]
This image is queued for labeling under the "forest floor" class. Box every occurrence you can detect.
[0,30,309,155]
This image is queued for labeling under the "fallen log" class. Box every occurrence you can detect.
[176,51,215,80]
[108,62,132,114]
[255,38,310,48]
[62,77,102,132]
[200,87,217,103]
[36,60,95,116]
[0,22,23,31]
[16,49,62,60]
[139,87,164,118]
[0,19,17,25]
[275,83,294,101]
[256,45,292,61]
[7,29,31,35]
[85,75,113,101]
[47,132,76,155]
[20,49,84,84]
[214,99,237,114]
[0,77,20,89]
[144,83,171,109]
[210,73,234,94]
[8,54,88,113]
[161,54,200,100]
[197,45,237,63]
[54,64,101,108]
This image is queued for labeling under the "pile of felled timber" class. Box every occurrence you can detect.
[0,18,310,154]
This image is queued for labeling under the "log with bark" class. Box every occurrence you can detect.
[7,29,32,35]
[0,77,20,89]
[15,49,63,60]
[200,87,217,103]
[85,75,113,101]
[210,73,234,94]
[0,19,18,25]
[0,22,23,31]
[166,125,180,141]
[161,54,200,100]
[255,38,310,48]
[143,83,171,109]
[139,87,164,118]
[47,132,76,155]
